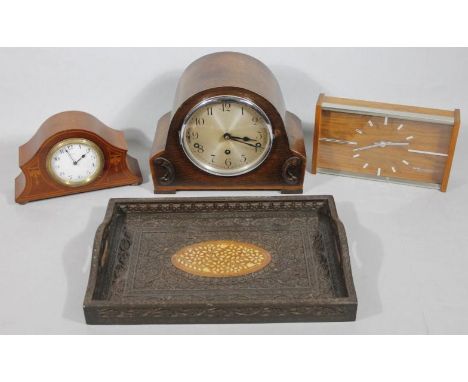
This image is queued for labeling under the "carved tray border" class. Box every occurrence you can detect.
[83,196,357,324]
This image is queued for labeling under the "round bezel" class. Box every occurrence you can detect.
[46,137,105,187]
[179,95,274,177]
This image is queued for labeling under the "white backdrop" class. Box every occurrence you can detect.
[0,48,467,334]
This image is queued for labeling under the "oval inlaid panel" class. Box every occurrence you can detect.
[171,240,271,277]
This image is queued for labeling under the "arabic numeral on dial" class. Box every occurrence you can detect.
[225,158,232,168]
[188,130,198,138]
[210,154,216,163]
[193,143,204,153]
[240,154,247,163]
[256,131,263,140]
[186,130,199,143]
[222,102,231,112]
[193,117,204,126]
[252,116,259,125]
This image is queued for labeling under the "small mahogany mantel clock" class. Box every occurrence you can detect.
[15,111,142,204]
[149,52,306,193]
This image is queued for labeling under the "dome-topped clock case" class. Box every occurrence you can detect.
[15,111,142,204]
[149,52,306,194]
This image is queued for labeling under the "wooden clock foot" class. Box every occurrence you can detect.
[281,189,303,194]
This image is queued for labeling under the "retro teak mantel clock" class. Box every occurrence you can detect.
[15,111,142,204]
[149,52,306,193]
[312,94,460,191]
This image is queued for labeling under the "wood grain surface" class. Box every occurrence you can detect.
[150,52,306,194]
[313,94,460,191]
[15,111,142,204]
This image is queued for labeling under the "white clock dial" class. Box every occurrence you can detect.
[46,138,104,187]
[180,95,274,176]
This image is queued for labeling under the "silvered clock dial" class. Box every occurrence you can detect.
[180,96,273,176]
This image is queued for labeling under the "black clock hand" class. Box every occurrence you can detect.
[230,137,263,149]
[75,148,91,164]
[75,153,87,164]
[223,133,262,149]
[224,133,257,142]
[65,149,78,165]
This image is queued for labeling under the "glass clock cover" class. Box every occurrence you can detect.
[318,111,451,184]
[180,96,273,176]
[46,138,104,187]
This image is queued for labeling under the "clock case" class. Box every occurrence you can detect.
[149,52,306,194]
[15,111,142,204]
[312,94,461,192]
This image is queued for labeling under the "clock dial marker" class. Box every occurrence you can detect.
[391,166,397,173]
[377,168,381,176]
[355,129,363,134]
[353,154,360,158]
[397,124,404,130]
[408,149,448,157]
[384,117,388,126]
[363,163,369,169]
[402,160,410,165]
[320,137,357,145]
[412,166,433,173]
[367,120,374,127]
[406,136,414,140]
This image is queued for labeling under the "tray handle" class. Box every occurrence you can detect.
[98,226,111,268]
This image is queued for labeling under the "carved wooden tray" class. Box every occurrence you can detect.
[83,196,357,324]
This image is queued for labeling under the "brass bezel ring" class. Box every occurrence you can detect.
[46,137,105,188]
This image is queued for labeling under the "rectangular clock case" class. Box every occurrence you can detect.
[83,196,357,324]
[312,94,460,191]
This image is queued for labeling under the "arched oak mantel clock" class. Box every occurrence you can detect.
[149,52,306,194]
